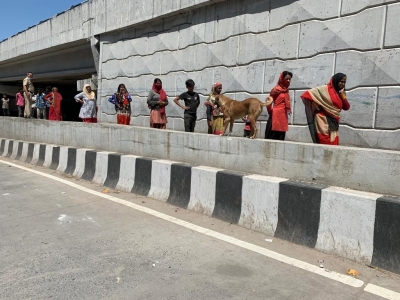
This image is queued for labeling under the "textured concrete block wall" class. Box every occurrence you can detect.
[99,0,400,149]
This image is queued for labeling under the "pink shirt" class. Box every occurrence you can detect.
[16,93,24,106]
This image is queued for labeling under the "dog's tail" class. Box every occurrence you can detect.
[260,96,273,107]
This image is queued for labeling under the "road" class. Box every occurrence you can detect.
[0,158,399,300]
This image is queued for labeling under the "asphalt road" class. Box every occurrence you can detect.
[0,159,399,300]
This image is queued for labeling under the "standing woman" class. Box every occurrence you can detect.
[44,87,63,121]
[75,84,97,123]
[147,78,168,129]
[301,73,350,145]
[108,83,132,125]
[205,82,224,135]
[265,71,292,140]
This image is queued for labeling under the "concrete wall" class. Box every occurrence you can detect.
[97,0,400,150]
[1,117,399,197]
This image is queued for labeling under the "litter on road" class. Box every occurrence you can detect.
[347,269,359,276]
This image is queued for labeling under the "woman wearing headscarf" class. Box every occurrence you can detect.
[301,73,350,145]
[44,87,63,121]
[205,82,224,135]
[147,78,168,129]
[74,84,97,123]
[108,83,132,125]
[265,71,293,140]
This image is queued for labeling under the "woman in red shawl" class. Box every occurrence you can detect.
[301,73,350,145]
[147,78,168,129]
[44,87,63,121]
[265,71,292,140]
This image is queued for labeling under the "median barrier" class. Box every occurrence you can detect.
[1,137,398,275]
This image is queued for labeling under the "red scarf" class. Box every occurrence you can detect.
[271,73,289,96]
[152,84,167,114]
[270,73,290,110]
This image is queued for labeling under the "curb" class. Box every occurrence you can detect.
[1,138,399,275]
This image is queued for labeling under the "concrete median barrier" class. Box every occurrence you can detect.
[0,137,399,275]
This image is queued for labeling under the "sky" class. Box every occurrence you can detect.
[0,0,84,41]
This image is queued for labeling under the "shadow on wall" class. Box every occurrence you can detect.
[270,0,299,10]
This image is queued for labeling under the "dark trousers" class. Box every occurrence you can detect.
[184,114,196,132]
[2,109,9,116]
[265,114,286,141]
[18,106,24,117]
[45,106,50,120]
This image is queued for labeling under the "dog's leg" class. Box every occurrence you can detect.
[223,118,230,136]
[229,120,234,136]
[251,127,258,139]
[249,115,259,139]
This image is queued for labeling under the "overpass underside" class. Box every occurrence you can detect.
[0,39,95,85]
[0,40,96,120]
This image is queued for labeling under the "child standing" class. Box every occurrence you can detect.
[35,88,46,119]
[173,79,200,132]
[1,94,10,116]
[15,89,25,117]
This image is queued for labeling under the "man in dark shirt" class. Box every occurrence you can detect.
[174,79,200,132]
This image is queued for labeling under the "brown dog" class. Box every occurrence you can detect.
[215,95,273,139]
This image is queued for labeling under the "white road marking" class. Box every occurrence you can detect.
[1,159,399,298]
[364,284,400,300]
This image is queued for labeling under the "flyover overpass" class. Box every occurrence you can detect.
[0,0,223,89]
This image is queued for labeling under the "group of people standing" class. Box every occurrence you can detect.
[138,71,351,146]
[108,78,201,132]
[144,78,201,132]
[9,72,98,123]
[11,70,351,146]
[14,72,64,121]
[264,71,350,145]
